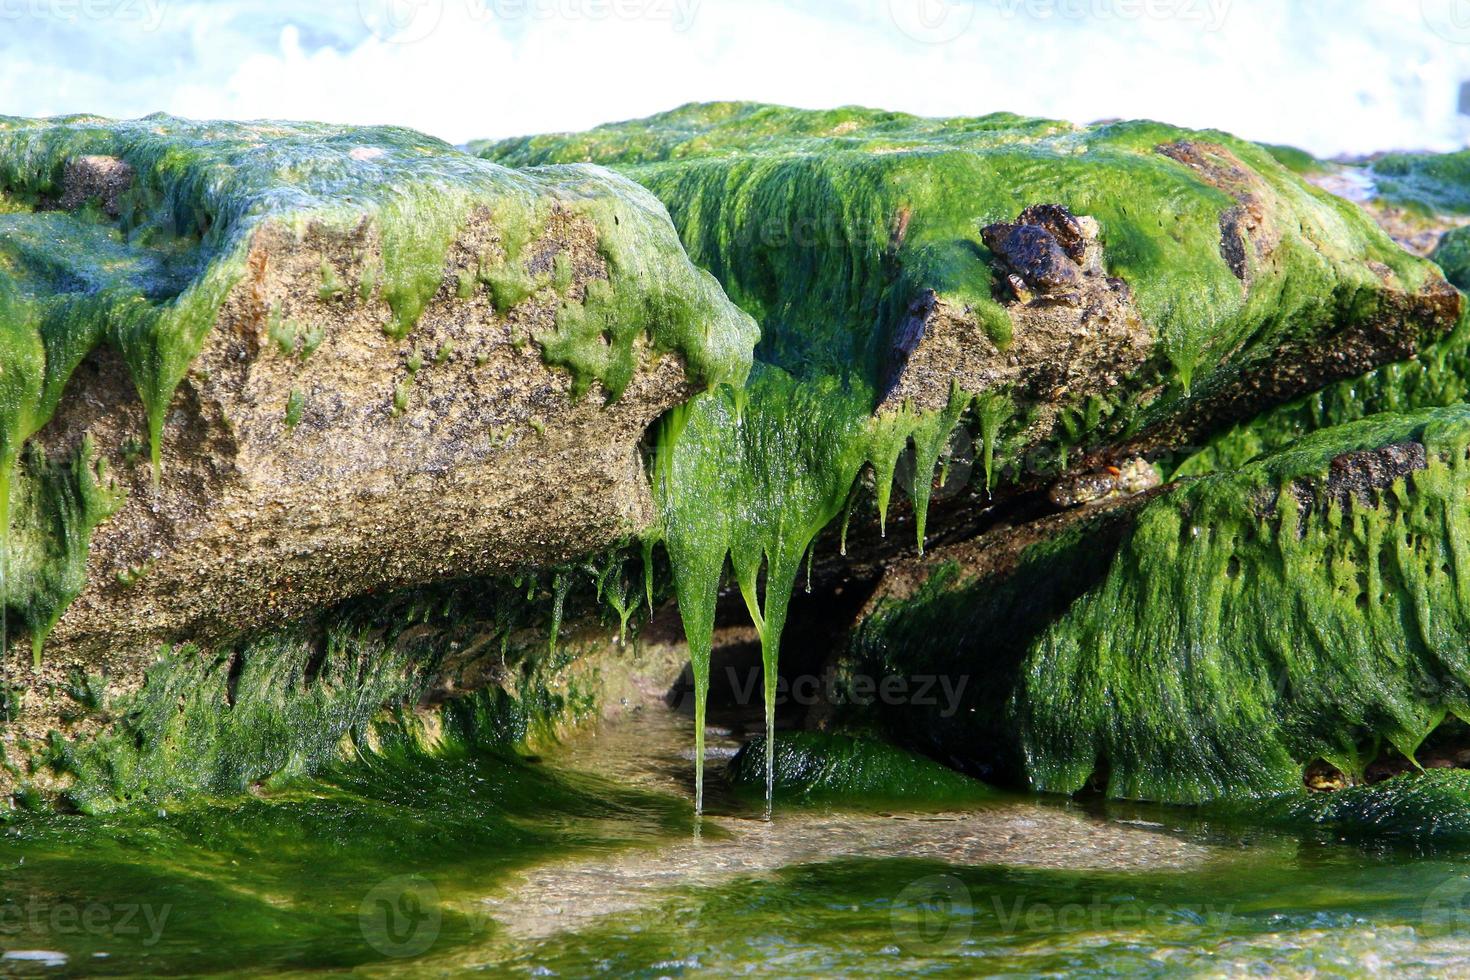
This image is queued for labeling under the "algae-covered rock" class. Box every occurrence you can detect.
[841,405,1470,805]
[1254,771,1470,846]
[8,557,690,810]
[1172,152,1470,480]
[483,103,1459,808]
[726,731,995,804]
[1434,226,1470,292]
[0,116,756,740]
[483,102,1457,460]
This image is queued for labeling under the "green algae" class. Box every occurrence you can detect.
[1245,770,1470,846]
[1173,309,1470,479]
[484,102,1433,413]
[1258,142,1327,176]
[726,731,996,805]
[487,102,1448,810]
[1369,150,1470,215]
[650,366,992,808]
[19,544,669,812]
[1436,226,1470,292]
[851,405,1470,804]
[0,740,690,974]
[0,114,751,460]
[4,439,124,669]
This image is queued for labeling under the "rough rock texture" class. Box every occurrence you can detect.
[41,210,686,663]
[883,205,1148,414]
[0,116,756,764]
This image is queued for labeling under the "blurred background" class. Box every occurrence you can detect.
[1,0,1468,155]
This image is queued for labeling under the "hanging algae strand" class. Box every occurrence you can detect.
[654,367,996,811]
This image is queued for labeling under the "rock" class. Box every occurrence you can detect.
[726,731,995,804]
[835,405,1470,804]
[0,116,756,759]
[1048,456,1159,508]
[57,155,133,217]
[482,102,1459,475]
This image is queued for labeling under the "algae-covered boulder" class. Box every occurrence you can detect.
[726,730,995,805]
[483,104,1460,807]
[483,102,1458,478]
[1169,152,1470,482]
[840,405,1470,804]
[0,115,755,687]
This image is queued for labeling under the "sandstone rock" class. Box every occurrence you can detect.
[0,116,756,755]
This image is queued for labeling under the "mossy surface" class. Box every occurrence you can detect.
[14,545,669,812]
[1246,770,1470,845]
[485,102,1448,807]
[1258,142,1326,176]
[1435,226,1470,291]
[1172,310,1470,478]
[851,405,1470,804]
[484,101,1433,402]
[0,114,754,682]
[726,731,996,805]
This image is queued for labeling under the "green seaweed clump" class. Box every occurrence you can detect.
[1248,770,1470,846]
[25,543,668,811]
[727,731,996,805]
[1434,225,1470,292]
[4,438,124,669]
[1172,309,1470,479]
[850,405,1470,804]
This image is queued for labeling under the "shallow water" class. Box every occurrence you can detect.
[6,708,1470,977]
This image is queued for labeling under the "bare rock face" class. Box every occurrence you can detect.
[57,155,135,217]
[882,204,1150,415]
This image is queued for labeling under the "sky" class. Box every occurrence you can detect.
[1,0,1469,157]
